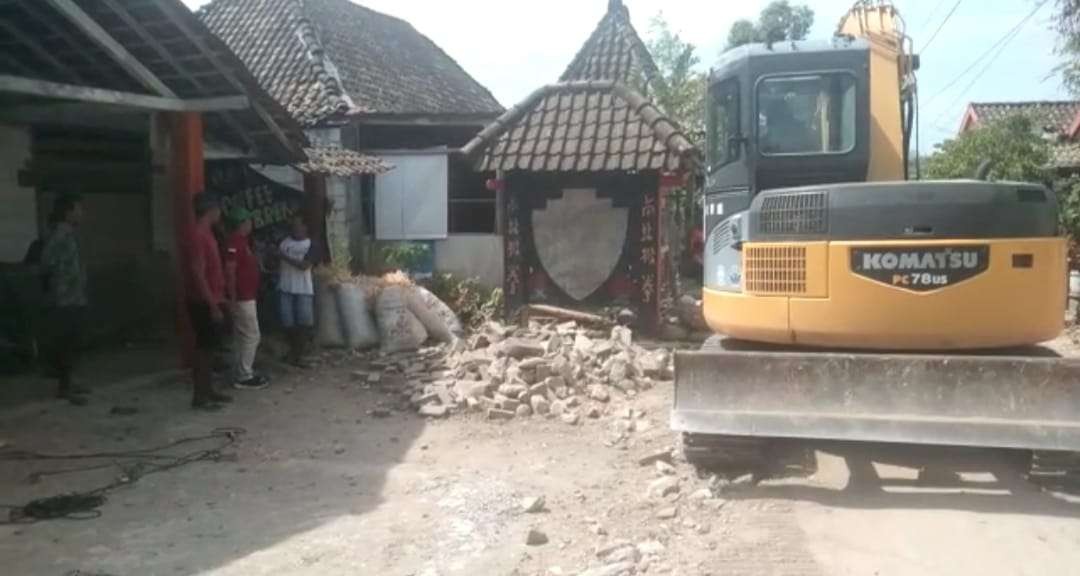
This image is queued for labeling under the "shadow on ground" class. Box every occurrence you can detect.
[720,440,1080,518]
[0,344,425,575]
[0,341,179,407]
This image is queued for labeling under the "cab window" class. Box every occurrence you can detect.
[757,74,856,156]
[708,79,740,170]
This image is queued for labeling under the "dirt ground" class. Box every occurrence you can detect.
[3,344,1080,576]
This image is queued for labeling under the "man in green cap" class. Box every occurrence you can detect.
[224,206,267,390]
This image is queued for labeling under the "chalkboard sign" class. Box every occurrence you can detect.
[206,161,306,294]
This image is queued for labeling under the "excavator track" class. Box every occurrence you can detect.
[679,339,775,472]
[681,433,770,471]
[1028,450,1080,492]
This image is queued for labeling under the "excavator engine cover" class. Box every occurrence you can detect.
[702,180,1065,350]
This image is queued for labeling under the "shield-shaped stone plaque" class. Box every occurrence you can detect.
[531,188,629,301]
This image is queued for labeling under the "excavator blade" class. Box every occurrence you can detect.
[672,349,1080,451]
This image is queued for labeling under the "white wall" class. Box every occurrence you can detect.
[0,125,37,263]
[434,234,504,289]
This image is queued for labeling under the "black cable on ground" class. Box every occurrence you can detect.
[0,427,245,524]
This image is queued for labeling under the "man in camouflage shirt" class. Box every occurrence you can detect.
[40,195,88,405]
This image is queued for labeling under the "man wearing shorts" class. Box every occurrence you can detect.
[186,193,233,410]
[278,216,314,368]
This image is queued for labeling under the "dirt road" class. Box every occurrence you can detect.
[2,350,1079,576]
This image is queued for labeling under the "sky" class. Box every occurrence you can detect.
[181,0,1069,152]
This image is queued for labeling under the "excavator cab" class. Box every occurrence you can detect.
[706,37,871,201]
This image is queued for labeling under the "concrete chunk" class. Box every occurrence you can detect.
[502,338,546,360]
[521,496,546,513]
[647,476,680,498]
[525,528,549,546]
[530,395,551,415]
[487,408,515,421]
[418,404,449,418]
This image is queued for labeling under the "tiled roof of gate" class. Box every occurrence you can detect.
[461,80,697,173]
[460,1,695,173]
[560,0,659,87]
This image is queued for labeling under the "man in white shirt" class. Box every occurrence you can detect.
[278,215,315,368]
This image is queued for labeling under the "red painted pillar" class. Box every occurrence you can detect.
[656,184,669,332]
[654,171,685,334]
[170,112,204,366]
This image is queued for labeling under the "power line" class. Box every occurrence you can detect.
[917,0,950,33]
[928,0,1049,128]
[922,0,1050,108]
[921,0,964,53]
[930,25,1027,126]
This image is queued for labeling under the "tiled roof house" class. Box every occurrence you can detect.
[198,0,507,284]
[198,0,503,126]
[959,101,1080,171]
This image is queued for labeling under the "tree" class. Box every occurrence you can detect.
[924,114,1050,182]
[646,14,706,146]
[726,20,757,50]
[1054,0,1080,94]
[725,1,815,50]
[646,15,707,279]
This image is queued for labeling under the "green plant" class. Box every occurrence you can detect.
[380,242,429,272]
[424,273,503,329]
[646,14,706,146]
[726,0,814,49]
[925,114,1050,183]
[1054,175,1080,268]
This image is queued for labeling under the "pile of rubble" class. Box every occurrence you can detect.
[358,320,673,422]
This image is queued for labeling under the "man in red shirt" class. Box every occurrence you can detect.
[224,207,268,390]
[186,194,233,410]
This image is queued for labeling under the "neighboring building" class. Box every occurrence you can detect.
[959,101,1080,173]
[0,0,311,349]
[461,0,699,330]
[199,0,506,285]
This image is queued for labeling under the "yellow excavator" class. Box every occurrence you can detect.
[674,0,1079,481]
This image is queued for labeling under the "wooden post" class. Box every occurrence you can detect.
[170,111,204,366]
[303,173,329,264]
[655,182,669,332]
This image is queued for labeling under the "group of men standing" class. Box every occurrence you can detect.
[37,192,317,410]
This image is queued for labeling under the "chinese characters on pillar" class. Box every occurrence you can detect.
[639,191,658,306]
[505,193,523,303]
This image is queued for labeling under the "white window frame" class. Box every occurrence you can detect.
[374,148,448,240]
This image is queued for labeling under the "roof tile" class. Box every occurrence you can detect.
[560,1,658,86]
[199,0,502,125]
[296,147,392,176]
[970,101,1080,135]
[463,81,698,173]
